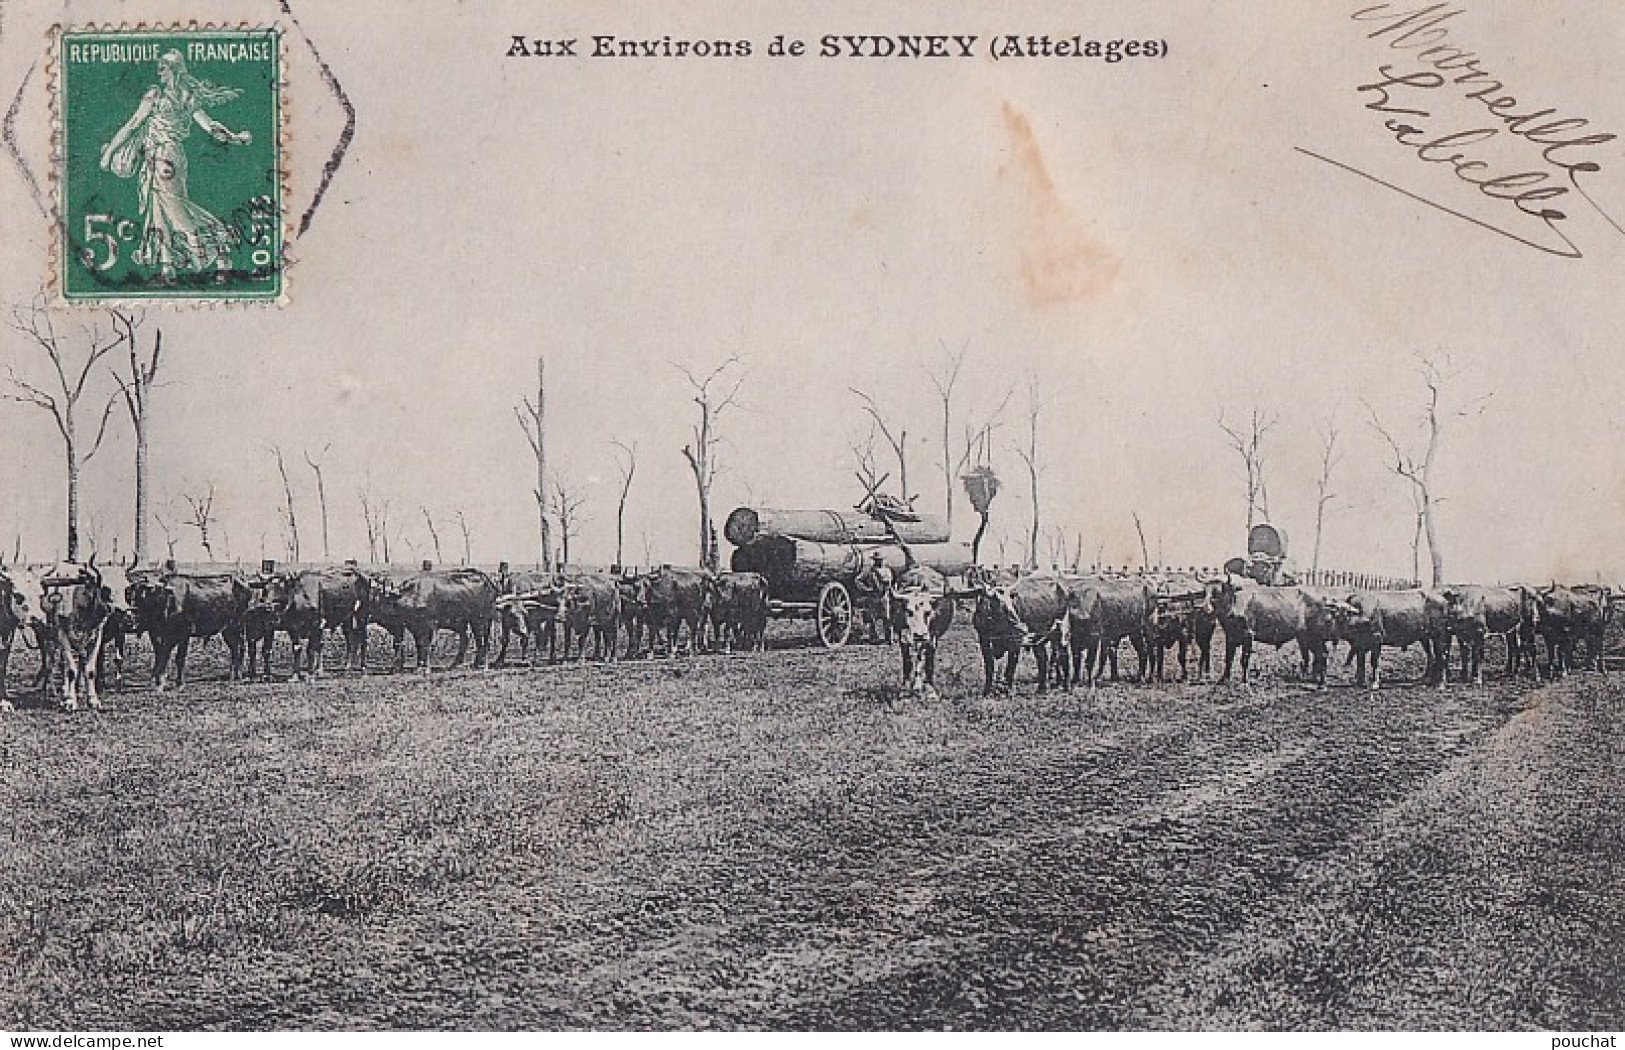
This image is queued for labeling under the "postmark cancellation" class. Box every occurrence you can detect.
[52,25,286,304]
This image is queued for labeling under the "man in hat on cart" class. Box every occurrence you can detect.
[854,550,895,644]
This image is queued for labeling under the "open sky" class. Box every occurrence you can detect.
[3,0,1624,582]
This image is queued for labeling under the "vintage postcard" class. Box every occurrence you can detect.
[1,0,1622,1037]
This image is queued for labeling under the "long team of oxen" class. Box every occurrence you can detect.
[0,559,767,711]
[0,555,1615,711]
[942,568,1615,698]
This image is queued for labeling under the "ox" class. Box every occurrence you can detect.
[280,566,373,676]
[40,562,112,711]
[1206,578,1340,686]
[889,563,955,699]
[708,571,770,654]
[93,562,142,691]
[1535,584,1611,678]
[1441,585,1535,685]
[973,576,1069,694]
[368,567,498,672]
[243,576,287,679]
[1146,575,1218,683]
[560,574,622,661]
[1066,577,1155,688]
[493,570,562,668]
[644,566,710,657]
[128,572,252,690]
[617,573,650,659]
[3,565,52,694]
[0,564,39,710]
[1333,589,1449,690]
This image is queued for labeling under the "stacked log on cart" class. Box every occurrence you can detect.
[725,506,973,648]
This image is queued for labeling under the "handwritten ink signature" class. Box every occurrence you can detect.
[1300,3,1624,258]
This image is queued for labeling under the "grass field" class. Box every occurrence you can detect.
[1,623,1621,1030]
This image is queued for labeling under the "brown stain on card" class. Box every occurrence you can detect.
[995,101,1121,309]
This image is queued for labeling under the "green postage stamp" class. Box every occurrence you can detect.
[56,26,284,303]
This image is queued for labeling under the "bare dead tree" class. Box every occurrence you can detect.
[1219,403,1279,532]
[153,509,179,561]
[849,386,911,506]
[107,308,163,564]
[1132,511,1151,570]
[304,443,332,560]
[677,356,744,572]
[396,524,418,564]
[421,506,443,565]
[926,339,970,526]
[515,356,553,572]
[379,499,393,563]
[453,509,472,564]
[549,473,587,570]
[181,482,219,560]
[1364,352,1491,588]
[3,294,124,560]
[358,483,387,563]
[270,446,300,562]
[1311,420,1344,574]
[849,422,888,500]
[1046,523,1069,570]
[1010,376,1054,570]
[610,438,637,569]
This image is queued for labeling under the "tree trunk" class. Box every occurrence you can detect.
[971,510,989,565]
[133,430,149,565]
[697,486,711,570]
[537,358,552,572]
[1423,492,1443,586]
[1312,502,1325,575]
[1026,462,1039,571]
[314,469,330,559]
[66,440,80,561]
[1412,509,1424,585]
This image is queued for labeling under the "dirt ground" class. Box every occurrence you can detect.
[0,623,1620,1030]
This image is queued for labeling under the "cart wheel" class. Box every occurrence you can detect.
[817,581,853,649]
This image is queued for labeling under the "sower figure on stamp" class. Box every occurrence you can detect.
[855,551,894,644]
[99,50,253,280]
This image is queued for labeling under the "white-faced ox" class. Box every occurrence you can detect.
[1205,578,1340,686]
[92,561,142,691]
[3,565,52,697]
[1441,584,1538,685]
[972,576,1068,695]
[1330,589,1449,690]
[127,572,252,690]
[367,567,498,673]
[889,568,955,699]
